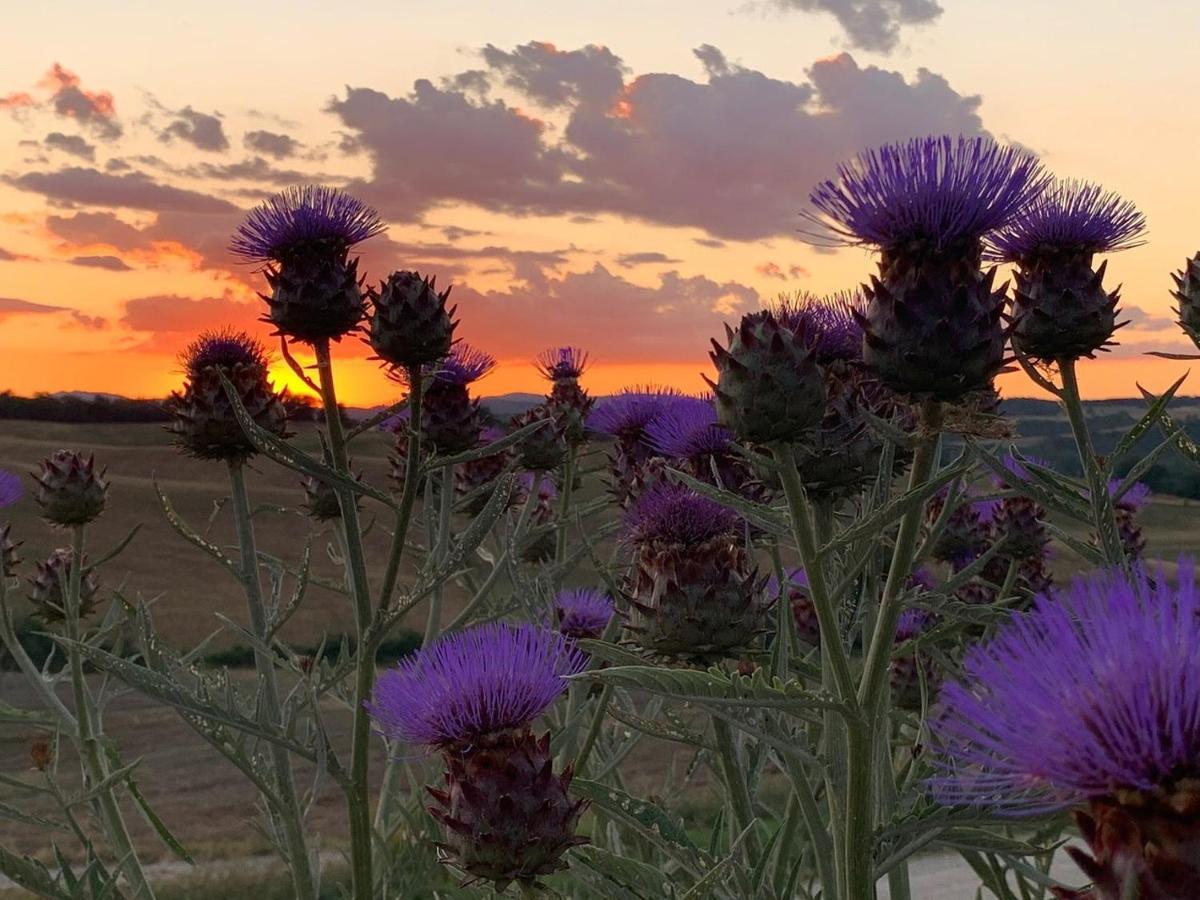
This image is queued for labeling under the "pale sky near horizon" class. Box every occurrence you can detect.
[1,0,1197,404]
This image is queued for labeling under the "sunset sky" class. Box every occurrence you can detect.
[1,0,1196,406]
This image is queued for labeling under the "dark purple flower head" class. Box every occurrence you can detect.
[517,471,557,502]
[0,469,23,509]
[536,347,590,382]
[1109,479,1151,512]
[587,387,682,440]
[774,290,866,364]
[643,395,731,460]
[230,185,385,264]
[367,622,586,748]
[432,344,496,386]
[988,179,1146,263]
[807,136,1047,253]
[895,608,934,643]
[623,482,738,548]
[180,329,270,378]
[554,588,614,640]
[929,560,1200,813]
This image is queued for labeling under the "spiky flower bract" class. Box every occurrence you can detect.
[32,451,108,527]
[232,186,383,342]
[554,588,614,640]
[511,405,566,473]
[0,524,21,578]
[993,180,1144,361]
[230,184,384,264]
[368,270,457,370]
[536,347,589,383]
[930,562,1200,895]
[0,469,22,509]
[809,136,1046,400]
[1171,252,1200,350]
[367,622,586,749]
[708,310,826,444]
[166,329,289,462]
[29,548,99,622]
[774,289,866,366]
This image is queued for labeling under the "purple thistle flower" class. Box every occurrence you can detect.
[517,471,558,503]
[643,395,732,460]
[929,560,1200,813]
[622,482,738,548]
[554,588,614,640]
[536,347,590,382]
[432,344,496,386]
[988,179,1147,263]
[367,622,586,748]
[586,387,682,441]
[808,135,1046,251]
[230,185,385,264]
[180,328,271,377]
[0,469,23,509]
[774,290,867,363]
[895,608,934,643]
[1109,479,1151,512]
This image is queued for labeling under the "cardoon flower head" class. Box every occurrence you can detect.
[166,329,289,462]
[643,395,731,460]
[419,344,495,456]
[707,310,826,444]
[622,482,738,549]
[1111,479,1151,513]
[368,622,585,749]
[554,588,614,640]
[432,344,496,386]
[930,562,1200,896]
[0,469,23,509]
[511,405,566,473]
[587,388,681,443]
[808,136,1046,400]
[33,451,108,527]
[774,289,867,366]
[536,347,589,383]
[368,270,457,370]
[232,185,384,343]
[993,180,1144,362]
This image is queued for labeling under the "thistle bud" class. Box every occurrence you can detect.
[29,548,99,622]
[926,488,996,568]
[230,185,384,343]
[368,271,456,369]
[421,346,494,456]
[622,484,769,661]
[707,310,826,444]
[33,451,108,527]
[301,464,361,521]
[1171,253,1200,350]
[511,406,566,473]
[553,588,614,641]
[537,348,594,448]
[166,330,289,463]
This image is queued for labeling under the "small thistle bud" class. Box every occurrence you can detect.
[166,330,289,463]
[553,588,614,640]
[421,345,494,456]
[511,405,566,473]
[622,484,770,661]
[707,310,826,444]
[808,136,1047,400]
[29,548,99,622]
[368,270,457,369]
[930,562,1200,896]
[368,624,589,889]
[0,524,21,578]
[537,348,594,447]
[990,180,1145,362]
[926,488,996,567]
[1171,252,1200,350]
[29,739,52,772]
[33,451,108,527]
[230,185,384,343]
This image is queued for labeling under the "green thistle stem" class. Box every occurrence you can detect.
[313,339,375,900]
[65,525,155,900]
[377,365,424,615]
[227,462,316,900]
[423,463,456,646]
[574,684,613,776]
[554,447,577,565]
[711,716,759,858]
[1059,358,1128,569]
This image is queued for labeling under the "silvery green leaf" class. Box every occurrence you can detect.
[0,846,69,898]
[345,397,409,441]
[1110,373,1186,463]
[155,480,240,579]
[571,845,680,899]
[606,701,716,751]
[668,470,789,536]
[422,417,549,471]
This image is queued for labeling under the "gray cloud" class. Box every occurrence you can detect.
[0,297,65,315]
[46,211,150,250]
[243,129,301,159]
[69,254,133,271]
[760,0,942,52]
[617,251,683,267]
[1123,306,1175,331]
[44,131,95,161]
[8,167,239,214]
[159,106,229,152]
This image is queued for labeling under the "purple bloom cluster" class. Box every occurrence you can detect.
[229,185,385,263]
[894,608,934,643]
[431,344,496,386]
[622,482,738,548]
[181,329,270,377]
[536,347,589,382]
[554,588,614,640]
[368,622,586,748]
[988,179,1146,262]
[930,560,1200,813]
[774,290,866,363]
[808,136,1047,251]
[642,395,731,460]
[1109,479,1151,512]
[586,388,681,441]
[0,469,23,509]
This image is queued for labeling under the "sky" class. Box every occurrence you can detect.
[1,0,1197,406]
